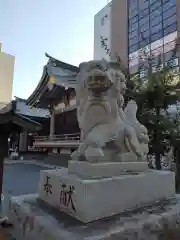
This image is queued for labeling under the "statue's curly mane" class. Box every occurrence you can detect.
[76,60,125,115]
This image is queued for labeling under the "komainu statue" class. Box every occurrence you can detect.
[72,59,149,163]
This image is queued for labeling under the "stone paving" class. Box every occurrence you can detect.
[3,161,59,197]
[4,159,60,169]
[2,160,59,239]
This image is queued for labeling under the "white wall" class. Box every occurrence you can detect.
[94,3,112,61]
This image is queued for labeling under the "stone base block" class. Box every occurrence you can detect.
[38,168,175,222]
[68,160,149,178]
[7,194,180,240]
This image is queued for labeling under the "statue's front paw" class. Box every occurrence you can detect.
[71,150,79,161]
[71,151,87,161]
[85,146,104,163]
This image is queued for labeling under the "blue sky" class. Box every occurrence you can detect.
[0,0,107,99]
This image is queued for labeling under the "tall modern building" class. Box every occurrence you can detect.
[94,0,179,77]
[0,43,15,108]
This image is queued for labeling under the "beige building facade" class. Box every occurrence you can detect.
[0,43,15,108]
[94,0,179,76]
[94,0,129,67]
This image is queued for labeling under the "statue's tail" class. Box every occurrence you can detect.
[124,128,143,158]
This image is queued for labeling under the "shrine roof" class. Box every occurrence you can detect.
[0,101,42,133]
[26,53,79,108]
[15,98,50,118]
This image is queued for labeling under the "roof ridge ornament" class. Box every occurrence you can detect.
[45,53,57,62]
[45,53,58,67]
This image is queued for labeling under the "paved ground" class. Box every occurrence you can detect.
[3,163,51,196]
[0,162,56,239]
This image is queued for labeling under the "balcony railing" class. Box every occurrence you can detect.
[34,133,80,142]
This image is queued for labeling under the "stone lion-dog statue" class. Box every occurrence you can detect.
[71,59,149,163]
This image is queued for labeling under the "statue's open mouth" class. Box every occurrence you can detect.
[87,74,112,94]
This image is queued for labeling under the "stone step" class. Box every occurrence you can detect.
[7,193,180,240]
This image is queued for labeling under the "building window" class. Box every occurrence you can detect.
[129,44,139,53]
[151,15,162,27]
[129,51,139,60]
[128,0,177,65]
[129,15,138,25]
[164,31,177,44]
[164,23,177,36]
[140,44,151,55]
[129,64,139,74]
[129,36,138,46]
[150,0,162,13]
[164,58,178,69]
[151,30,163,42]
[139,16,149,26]
[129,56,139,67]
[164,50,175,62]
[139,39,150,48]
[149,0,158,4]
[167,57,178,66]
[163,14,176,28]
[129,0,138,8]
[164,40,176,53]
[139,30,149,40]
[151,46,163,57]
[139,8,149,19]
[163,6,176,20]
[139,22,149,32]
[129,29,138,39]
[150,8,162,21]
[139,0,149,10]
[151,23,162,35]
[151,38,163,50]
[162,1,176,13]
[129,8,138,18]
[151,55,163,68]
[162,0,175,3]
[129,21,138,32]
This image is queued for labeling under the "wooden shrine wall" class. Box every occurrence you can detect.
[54,109,80,135]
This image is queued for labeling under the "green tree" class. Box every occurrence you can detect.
[130,62,180,169]
[165,105,180,191]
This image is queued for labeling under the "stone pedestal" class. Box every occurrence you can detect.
[38,161,175,223]
[7,194,180,240]
[68,160,149,178]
